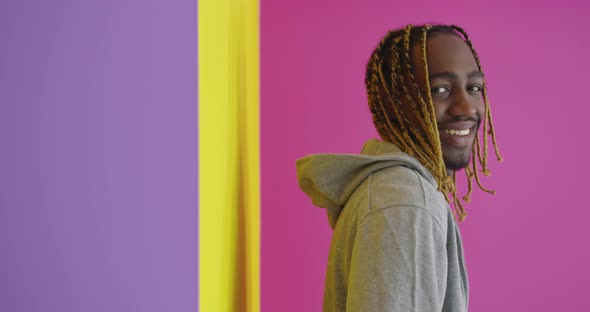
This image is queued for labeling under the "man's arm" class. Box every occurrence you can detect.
[347,205,447,312]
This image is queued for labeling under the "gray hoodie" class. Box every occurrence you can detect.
[296,139,469,312]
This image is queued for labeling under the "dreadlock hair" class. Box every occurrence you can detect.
[365,24,503,221]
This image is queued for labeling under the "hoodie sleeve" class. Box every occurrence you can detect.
[346,205,447,312]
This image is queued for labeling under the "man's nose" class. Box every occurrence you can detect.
[449,89,478,117]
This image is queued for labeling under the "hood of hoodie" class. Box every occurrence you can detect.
[296,139,438,229]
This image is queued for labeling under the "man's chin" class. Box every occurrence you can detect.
[443,157,471,171]
[441,144,474,172]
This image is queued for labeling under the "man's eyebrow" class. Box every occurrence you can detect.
[428,71,484,80]
[468,71,484,78]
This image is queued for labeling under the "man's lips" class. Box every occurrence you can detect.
[438,120,478,131]
[438,121,478,147]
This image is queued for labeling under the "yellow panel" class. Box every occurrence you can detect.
[199,0,259,310]
[239,0,260,310]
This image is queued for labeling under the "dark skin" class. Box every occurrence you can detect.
[411,33,485,175]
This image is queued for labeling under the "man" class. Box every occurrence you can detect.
[296,24,502,311]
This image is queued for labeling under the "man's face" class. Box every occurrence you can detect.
[412,33,485,171]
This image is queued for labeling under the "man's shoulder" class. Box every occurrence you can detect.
[362,165,449,226]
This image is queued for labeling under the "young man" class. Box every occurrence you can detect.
[296,24,502,311]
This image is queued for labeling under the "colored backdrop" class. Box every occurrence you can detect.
[4,1,590,312]
[261,1,590,311]
[199,0,260,310]
[1,2,198,311]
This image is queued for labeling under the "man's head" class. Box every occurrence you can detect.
[365,24,502,220]
[413,31,483,170]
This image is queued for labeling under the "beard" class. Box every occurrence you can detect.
[444,156,471,171]
[441,144,473,171]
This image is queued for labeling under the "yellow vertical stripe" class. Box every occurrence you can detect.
[237,0,260,311]
[198,0,259,310]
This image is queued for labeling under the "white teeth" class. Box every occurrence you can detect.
[444,128,470,136]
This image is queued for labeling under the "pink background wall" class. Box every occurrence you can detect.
[262,1,590,311]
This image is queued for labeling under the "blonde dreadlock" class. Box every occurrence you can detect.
[365,24,503,221]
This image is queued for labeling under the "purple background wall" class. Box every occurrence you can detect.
[1,2,198,311]
[262,1,590,311]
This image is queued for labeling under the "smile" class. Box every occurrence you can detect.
[443,128,471,136]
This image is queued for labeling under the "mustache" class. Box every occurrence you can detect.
[437,116,480,127]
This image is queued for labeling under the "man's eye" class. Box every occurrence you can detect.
[468,85,482,92]
[431,87,449,94]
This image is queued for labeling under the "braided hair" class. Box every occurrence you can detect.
[365,24,503,221]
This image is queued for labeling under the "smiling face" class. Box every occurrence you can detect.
[412,33,485,171]
[366,25,501,220]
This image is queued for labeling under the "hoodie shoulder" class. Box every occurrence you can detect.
[358,164,448,232]
[336,163,448,231]
[368,165,427,210]
[296,139,445,229]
